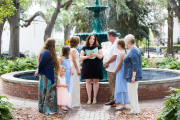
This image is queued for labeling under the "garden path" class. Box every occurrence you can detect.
[0,78,166,119]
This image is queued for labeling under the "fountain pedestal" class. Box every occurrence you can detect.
[74,0,120,81]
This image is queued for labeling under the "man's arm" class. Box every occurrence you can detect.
[106,55,117,64]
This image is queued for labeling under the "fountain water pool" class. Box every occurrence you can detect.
[1,68,180,102]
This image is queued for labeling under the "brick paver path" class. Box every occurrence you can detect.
[63,104,115,120]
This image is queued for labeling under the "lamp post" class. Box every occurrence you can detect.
[148,36,150,58]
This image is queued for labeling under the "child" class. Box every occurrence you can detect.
[59,45,74,93]
[114,39,129,110]
[57,66,71,113]
[156,45,161,57]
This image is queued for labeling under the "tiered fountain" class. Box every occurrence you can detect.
[74,0,121,81]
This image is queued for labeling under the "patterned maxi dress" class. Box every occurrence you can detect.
[38,71,58,114]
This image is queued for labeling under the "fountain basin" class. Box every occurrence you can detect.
[85,6,109,13]
[1,68,180,101]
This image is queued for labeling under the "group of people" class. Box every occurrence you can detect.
[103,30,142,115]
[35,36,81,114]
[35,29,142,115]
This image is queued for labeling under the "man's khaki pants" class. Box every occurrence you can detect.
[127,81,140,113]
[107,71,116,102]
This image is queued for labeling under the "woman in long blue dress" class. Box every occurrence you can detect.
[35,38,61,114]
[114,39,129,110]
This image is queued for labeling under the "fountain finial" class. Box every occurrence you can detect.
[95,0,99,6]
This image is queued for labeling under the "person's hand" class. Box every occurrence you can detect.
[89,53,95,58]
[131,77,136,83]
[77,69,81,76]
[70,69,74,75]
[34,71,39,76]
[114,70,117,74]
[91,51,97,56]
[104,61,109,68]
[103,61,107,68]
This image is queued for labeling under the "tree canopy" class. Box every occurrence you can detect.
[0,0,32,24]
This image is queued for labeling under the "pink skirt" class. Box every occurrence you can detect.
[57,87,71,106]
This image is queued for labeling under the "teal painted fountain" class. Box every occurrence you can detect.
[74,0,120,81]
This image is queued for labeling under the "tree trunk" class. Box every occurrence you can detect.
[64,24,72,45]
[44,0,62,42]
[0,18,6,58]
[168,0,180,21]
[167,4,174,56]
[7,3,20,58]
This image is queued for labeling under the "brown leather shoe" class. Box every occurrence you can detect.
[111,103,117,107]
[105,101,115,105]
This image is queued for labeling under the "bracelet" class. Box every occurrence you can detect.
[132,76,136,78]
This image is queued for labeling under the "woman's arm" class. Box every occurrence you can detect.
[59,57,64,65]
[80,50,91,60]
[93,49,103,59]
[38,50,51,73]
[129,50,139,83]
[114,52,125,74]
[70,66,74,75]
[71,50,81,76]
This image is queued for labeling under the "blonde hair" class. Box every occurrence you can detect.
[61,66,66,71]
[37,38,61,73]
[69,36,80,48]
[124,34,135,44]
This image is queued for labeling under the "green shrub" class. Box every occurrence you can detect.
[139,48,145,56]
[156,87,180,120]
[0,96,14,120]
[0,57,37,75]
[142,57,152,68]
[154,57,180,70]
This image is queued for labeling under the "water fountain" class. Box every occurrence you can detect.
[74,0,120,81]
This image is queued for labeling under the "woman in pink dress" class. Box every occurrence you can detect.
[57,66,71,114]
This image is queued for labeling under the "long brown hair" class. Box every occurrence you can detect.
[85,34,99,48]
[37,38,61,73]
[60,45,70,59]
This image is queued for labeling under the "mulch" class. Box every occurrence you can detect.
[115,107,162,120]
[10,107,163,120]
[11,108,64,120]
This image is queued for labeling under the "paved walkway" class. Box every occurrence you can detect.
[0,89,166,120]
[0,76,166,120]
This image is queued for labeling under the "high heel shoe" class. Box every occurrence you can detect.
[87,99,91,104]
[92,98,97,104]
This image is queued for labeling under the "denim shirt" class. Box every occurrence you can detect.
[38,50,55,84]
[123,47,143,82]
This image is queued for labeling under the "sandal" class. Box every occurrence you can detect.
[62,107,69,111]
[87,99,91,104]
[66,106,72,109]
[58,111,64,115]
[115,105,126,111]
[92,98,97,104]
[49,112,56,115]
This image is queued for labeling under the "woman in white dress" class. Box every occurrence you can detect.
[69,36,81,107]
